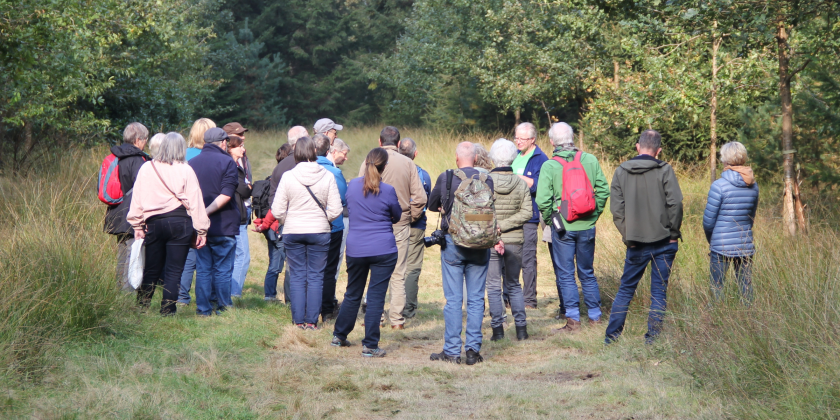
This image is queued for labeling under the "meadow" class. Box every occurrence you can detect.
[0,127,838,419]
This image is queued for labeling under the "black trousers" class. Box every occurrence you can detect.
[333,252,398,349]
[321,230,344,316]
[138,216,194,314]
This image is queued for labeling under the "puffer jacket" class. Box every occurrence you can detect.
[489,167,532,244]
[702,168,759,257]
[271,161,342,235]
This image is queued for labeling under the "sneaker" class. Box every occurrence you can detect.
[264,297,279,302]
[322,313,336,323]
[361,346,387,357]
[465,349,484,365]
[295,323,306,329]
[331,336,352,347]
[430,352,461,364]
[305,323,319,330]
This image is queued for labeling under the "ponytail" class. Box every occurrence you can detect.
[363,148,389,196]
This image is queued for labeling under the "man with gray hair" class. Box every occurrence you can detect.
[104,122,150,291]
[398,137,432,319]
[314,133,348,321]
[314,118,343,143]
[328,138,350,166]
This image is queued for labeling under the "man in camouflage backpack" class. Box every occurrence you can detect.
[427,142,498,366]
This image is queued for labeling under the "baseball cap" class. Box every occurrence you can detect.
[314,118,343,134]
[222,122,248,135]
[204,127,230,143]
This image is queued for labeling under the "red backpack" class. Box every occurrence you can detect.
[553,151,596,222]
[98,154,124,205]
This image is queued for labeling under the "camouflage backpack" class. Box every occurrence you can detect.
[447,169,499,249]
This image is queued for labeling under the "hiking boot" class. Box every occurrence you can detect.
[331,336,352,347]
[553,318,581,333]
[321,312,336,323]
[465,349,483,365]
[490,326,505,341]
[391,324,405,330]
[525,304,537,310]
[430,352,461,364]
[516,325,529,340]
[589,318,602,326]
[362,346,387,358]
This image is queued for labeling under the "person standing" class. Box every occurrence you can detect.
[356,126,427,329]
[703,141,759,305]
[127,133,209,315]
[536,123,610,332]
[328,139,350,165]
[314,134,348,322]
[104,122,150,292]
[511,122,548,309]
[189,128,240,316]
[398,138,431,319]
[486,139,532,341]
[314,118,343,144]
[605,129,683,344]
[225,134,252,299]
[331,148,402,357]
[272,137,342,329]
[427,142,495,365]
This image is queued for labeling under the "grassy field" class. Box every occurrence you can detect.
[0,126,838,419]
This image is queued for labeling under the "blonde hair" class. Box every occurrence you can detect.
[720,141,748,166]
[188,118,216,149]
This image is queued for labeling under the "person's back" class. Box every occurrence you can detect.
[189,139,240,237]
[488,170,531,243]
[703,169,759,256]
[346,178,401,257]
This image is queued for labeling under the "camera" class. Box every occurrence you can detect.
[423,229,446,248]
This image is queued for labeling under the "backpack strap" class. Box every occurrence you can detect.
[478,172,488,183]
[573,150,583,162]
[552,155,571,167]
[453,169,468,181]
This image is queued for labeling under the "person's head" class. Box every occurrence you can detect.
[514,122,537,153]
[720,141,748,166]
[222,122,248,140]
[314,118,343,142]
[455,141,476,168]
[548,122,574,149]
[204,127,230,152]
[148,133,165,159]
[227,135,246,161]
[489,138,518,168]
[188,118,215,149]
[379,126,400,147]
[398,137,417,160]
[313,133,331,157]
[276,143,292,162]
[123,122,149,151]
[293,136,317,163]
[330,138,350,165]
[156,132,188,164]
[636,129,662,157]
[474,143,493,170]
[363,148,389,196]
[287,126,309,148]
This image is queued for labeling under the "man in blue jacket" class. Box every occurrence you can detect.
[511,122,548,308]
[189,127,241,316]
[314,134,348,322]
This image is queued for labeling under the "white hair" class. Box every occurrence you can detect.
[489,138,518,167]
[287,126,309,146]
[156,132,187,164]
[515,122,537,139]
[331,138,349,152]
[456,142,476,162]
[548,122,574,146]
[148,133,166,158]
[720,141,748,166]
[123,122,149,145]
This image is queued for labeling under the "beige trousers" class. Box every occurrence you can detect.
[387,223,411,325]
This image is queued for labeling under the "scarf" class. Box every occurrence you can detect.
[725,165,755,186]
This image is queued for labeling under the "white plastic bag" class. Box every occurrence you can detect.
[128,238,145,290]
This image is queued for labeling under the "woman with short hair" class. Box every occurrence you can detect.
[271,137,342,329]
[703,141,759,304]
[331,148,401,357]
[127,132,210,315]
[148,133,165,159]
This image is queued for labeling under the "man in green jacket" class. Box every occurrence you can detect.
[535,122,610,332]
[605,129,683,345]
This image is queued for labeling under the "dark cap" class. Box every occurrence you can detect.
[204,127,230,143]
[223,122,248,135]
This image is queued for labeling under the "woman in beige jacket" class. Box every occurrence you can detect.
[271,137,342,329]
[127,132,210,315]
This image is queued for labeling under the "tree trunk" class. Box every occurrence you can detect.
[710,26,720,185]
[777,23,803,236]
[613,60,619,90]
[579,127,585,151]
[515,108,521,126]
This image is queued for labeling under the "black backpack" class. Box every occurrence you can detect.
[251,176,272,218]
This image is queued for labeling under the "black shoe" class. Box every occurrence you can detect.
[331,336,351,347]
[430,352,461,364]
[322,312,336,323]
[361,302,367,314]
[465,349,483,365]
[516,325,529,340]
[490,326,505,341]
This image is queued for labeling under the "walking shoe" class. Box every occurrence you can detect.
[321,312,336,323]
[362,346,387,358]
[391,324,405,330]
[490,326,505,341]
[430,352,461,364]
[331,336,352,347]
[525,304,537,310]
[305,323,319,331]
[553,318,581,333]
[264,297,279,302]
[589,318,603,326]
[465,349,484,365]
[295,323,306,329]
[516,325,529,340]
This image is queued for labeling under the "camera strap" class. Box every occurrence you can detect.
[442,169,454,224]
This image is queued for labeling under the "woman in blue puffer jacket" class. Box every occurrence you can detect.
[703,141,759,304]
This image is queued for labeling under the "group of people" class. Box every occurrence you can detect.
[103,118,759,363]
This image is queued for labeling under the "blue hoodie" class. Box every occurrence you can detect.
[703,169,759,257]
[317,156,348,232]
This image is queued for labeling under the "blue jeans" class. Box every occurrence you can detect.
[195,236,237,316]
[710,252,753,305]
[231,222,251,297]
[333,252,398,349]
[263,228,286,299]
[605,241,679,344]
[552,228,601,322]
[178,248,197,304]
[440,234,490,356]
[284,233,330,324]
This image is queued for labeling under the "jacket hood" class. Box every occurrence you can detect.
[489,169,518,194]
[110,143,148,159]
[316,155,335,167]
[620,155,667,174]
[722,166,755,187]
[291,161,328,186]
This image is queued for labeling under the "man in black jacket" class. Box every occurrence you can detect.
[104,122,150,291]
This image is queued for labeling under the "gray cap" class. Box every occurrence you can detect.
[204,127,230,143]
[314,118,343,134]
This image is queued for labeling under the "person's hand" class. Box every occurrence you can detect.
[134,229,145,240]
[494,241,505,255]
[669,239,678,243]
[195,235,207,249]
